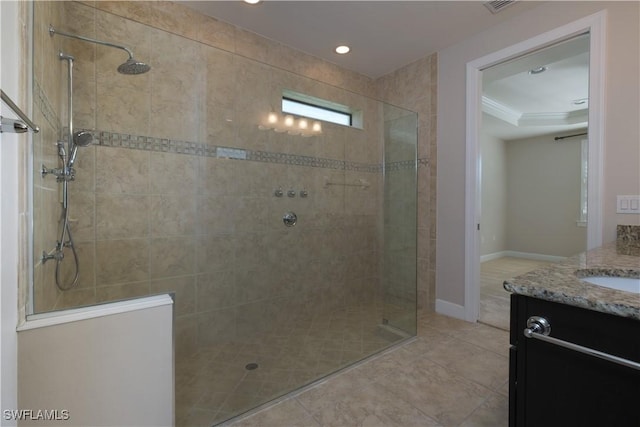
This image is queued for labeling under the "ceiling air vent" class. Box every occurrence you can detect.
[484,0,518,14]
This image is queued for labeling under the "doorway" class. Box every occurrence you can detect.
[478,35,590,329]
[464,13,605,324]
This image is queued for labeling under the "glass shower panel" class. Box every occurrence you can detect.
[30,2,418,424]
[382,104,418,336]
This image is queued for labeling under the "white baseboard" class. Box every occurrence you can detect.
[435,299,466,321]
[480,251,507,263]
[481,250,566,263]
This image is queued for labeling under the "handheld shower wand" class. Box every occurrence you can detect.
[49,24,151,74]
[68,130,93,169]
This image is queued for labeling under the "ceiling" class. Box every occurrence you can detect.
[183,1,589,141]
[184,1,540,78]
[482,33,590,140]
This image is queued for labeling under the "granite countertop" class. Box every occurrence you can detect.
[504,241,640,320]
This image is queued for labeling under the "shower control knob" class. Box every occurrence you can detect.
[283,211,297,227]
[274,188,284,197]
[287,189,296,197]
[300,189,308,198]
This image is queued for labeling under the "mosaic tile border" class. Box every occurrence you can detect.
[385,159,424,172]
[33,76,425,174]
[93,129,427,173]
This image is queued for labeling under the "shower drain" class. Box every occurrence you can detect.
[245,363,259,371]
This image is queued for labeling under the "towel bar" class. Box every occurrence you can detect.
[0,89,40,133]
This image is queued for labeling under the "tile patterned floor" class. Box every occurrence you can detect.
[176,302,411,426]
[175,258,545,427]
[479,257,555,330]
[223,312,511,427]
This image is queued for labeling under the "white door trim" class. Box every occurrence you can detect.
[464,11,606,322]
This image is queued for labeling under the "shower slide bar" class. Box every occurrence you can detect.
[323,176,370,189]
[0,89,40,133]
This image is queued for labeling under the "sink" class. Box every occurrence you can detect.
[580,276,640,294]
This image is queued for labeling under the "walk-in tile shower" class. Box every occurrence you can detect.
[31,2,418,424]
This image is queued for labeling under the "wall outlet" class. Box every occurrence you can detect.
[616,195,640,214]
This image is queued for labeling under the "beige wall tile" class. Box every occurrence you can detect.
[72,144,95,192]
[150,194,196,237]
[197,15,236,52]
[234,57,272,115]
[68,190,95,242]
[197,308,236,347]
[96,281,151,303]
[175,314,198,358]
[95,146,150,194]
[196,271,236,312]
[150,276,196,316]
[197,196,238,235]
[95,9,152,135]
[96,78,151,136]
[196,234,236,275]
[149,1,204,40]
[204,46,236,110]
[55,287,96,310]
[92,1,151,25]
[150,237,196,279]
[95,238,150,285]
[202,104,237,146]
[149,30,202,141]
[33,187,59,267]
[150,152,198,194]
[57,241,95,290]
[95,193,149,239]
[32,262,56,313]
[197,156,236,196]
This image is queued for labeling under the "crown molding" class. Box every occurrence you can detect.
[483,95,588,127]
[481,96,520,126]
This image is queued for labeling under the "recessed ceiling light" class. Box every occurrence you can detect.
[335,45,351,55]
[243,0,261,5]
[528,66,547,75]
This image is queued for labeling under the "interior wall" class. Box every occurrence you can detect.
[18,298,174,427]
[480,129,507,257]
[506,131,586,257]
[437,1,640,307]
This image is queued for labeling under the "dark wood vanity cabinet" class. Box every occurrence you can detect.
[509,294,640,427]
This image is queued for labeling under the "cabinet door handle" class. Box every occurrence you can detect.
[524,316,640,371]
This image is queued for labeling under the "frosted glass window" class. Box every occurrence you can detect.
[282,97,352,127]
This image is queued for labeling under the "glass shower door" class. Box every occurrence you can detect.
[382,104,418,336]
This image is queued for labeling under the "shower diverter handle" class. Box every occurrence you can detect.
[283,212,297,227]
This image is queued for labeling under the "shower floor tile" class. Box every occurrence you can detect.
[224,312,510,427]
[176,300,406,427]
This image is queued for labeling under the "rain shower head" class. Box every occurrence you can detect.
[49,25,151,75]
[117,58,151,75]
